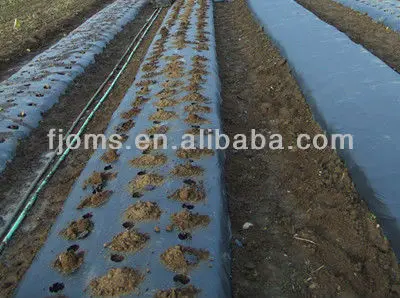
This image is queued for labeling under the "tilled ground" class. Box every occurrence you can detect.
[215,0,400,297]
[0,0,115,80]
[297,0,400,74]
[0,5,167,297]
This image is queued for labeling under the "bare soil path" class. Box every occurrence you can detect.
[297,0,400,74]
[215,0,400,297]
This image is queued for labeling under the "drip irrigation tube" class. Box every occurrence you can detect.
[0,8,162,254]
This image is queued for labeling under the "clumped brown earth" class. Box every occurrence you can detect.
[160,245,209,273]
[171,163,204,177]
[82,171,116,190]
[89,267,143,297]
[104,230,149,253]
[168,182,205,203]
[145,125,169,135]
[171,210,210,231]
[59,217,94,240]
[101,149,120,164]
[155,285,200,298]
[130,154,168,168]
[149,109,178,121]
[184,113,209,124]
[123,201,162,222]
[180,93,208,103]
[184,104,211,113]
[215,0,400,297]
[128,173,164,193]
[176,148,214,159]
[53,250,84,274]
[77,190,113,209]
[0,6,167,297]
[296,0,400,74]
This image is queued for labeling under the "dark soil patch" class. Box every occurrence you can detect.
[149,109,178,121]
[89,267,143,297]
[0,6,167,296]
[297,0,400,74]
[215,1,400,297]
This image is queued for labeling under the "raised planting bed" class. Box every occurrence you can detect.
[0,0,147,173]
[248,0,400,259]
[14,0,231,297]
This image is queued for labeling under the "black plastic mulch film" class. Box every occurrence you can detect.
[15,0,231,297]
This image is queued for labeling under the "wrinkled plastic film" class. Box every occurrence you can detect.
[248,0,400,259]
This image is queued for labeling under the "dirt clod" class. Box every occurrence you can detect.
[171,210,210,231]
[176,148,214,159]
[59,217,94,240]
[171,163,204,177]
[129,173,164,193]
[77,190,113,209]
[89,267,143,297]
[155,285,200,298]
[101,149,119,164]
[149,109,178,121]
[160,245,209,273]
[123,201,162,222]
[185,113,209,124]
[105,230,149,253]
[168,182,205,203]
[130,154,167,168]
[53,250,84,274]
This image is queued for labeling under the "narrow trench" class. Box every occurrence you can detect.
[214,0,400,297]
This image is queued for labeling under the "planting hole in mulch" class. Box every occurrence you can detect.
[173,274,190,285]
[178,232,192,240]
[115,119,135,133]
[123,201,162,222]
[67,244,79,252]
[122,222,135,229]
[104,230,149,253]
[89,267,143,297]
[49,282,64,293]
[110,254,124,263]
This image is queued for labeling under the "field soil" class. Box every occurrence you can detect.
[215,0,400,297]
[0,5,167,297]
[297,0,400,74]
[0,0,115,80]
